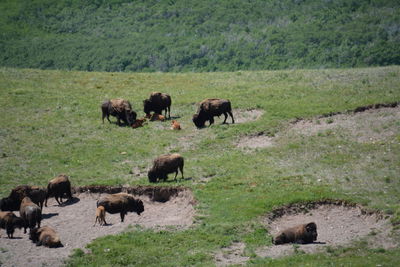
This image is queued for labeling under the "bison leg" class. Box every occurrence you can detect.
[209,117,214,126]
[120,212,126,222]
[228,111,234,124]
[174,170,178,181]
[55,196,62,206]
[179,165,184,180]
[222,112,228,124]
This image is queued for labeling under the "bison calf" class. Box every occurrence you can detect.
[192,98,234,128]
[171,120,181,130]
[20,197,42,234]
[131,118,147,128]
[0,211,24,238]
[148,153,184,183]
[273,222,318,245]
[97,193,144,222]
[93,206,107,226]
[150,113,166,121]
[45,174,73,207]
[30,226,63,248]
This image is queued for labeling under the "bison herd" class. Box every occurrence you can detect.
[1,90,321,251]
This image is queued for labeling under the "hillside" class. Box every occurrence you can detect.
[0,0,399,72]
[0,66,399,266]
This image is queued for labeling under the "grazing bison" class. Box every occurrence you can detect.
[101,98,137,126]
[273,222,318,245]
[148,153,184,183]
[93,206,107,226]
[97,193,144,222]
[20,197,42,234]
[192,98,234,128]
[0,211,24,238]
[45,174,73,207]
[143,92,171,119]
[30,226,63,248]
[0,185,46,211]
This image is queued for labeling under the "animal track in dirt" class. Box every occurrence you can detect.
[257,200,396,259]
[0,186,196,267]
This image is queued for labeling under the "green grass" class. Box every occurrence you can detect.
[0,66,399,266]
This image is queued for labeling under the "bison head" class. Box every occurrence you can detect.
[135,199,144,215]
[148,169,158,183]
[305,222,318,241]
[0,197,19,211]
[192,114,206,128]
[143,99,152,117]
[273,232,286,245]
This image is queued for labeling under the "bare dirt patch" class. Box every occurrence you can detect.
[287,103,400,143]
[214,242,249,266]
[237,133,274,150]
[234,109,264,124]
[0,186,196,267]
[257,200,396,259]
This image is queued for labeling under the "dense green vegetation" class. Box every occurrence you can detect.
[0,0,399,72]
[0,66,399,266]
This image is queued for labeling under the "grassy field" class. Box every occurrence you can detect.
[0,66,399,266]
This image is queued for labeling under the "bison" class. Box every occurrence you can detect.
[45,174,73,207]
[150,113,166,121]
[143,92,171,119]
[0,185,46,211]
[0,211,24,238]
[97,193,144,222]
[93,205,107,226]
[30,226,63,248]
[273,222,318,245]
[192,98,234,128]
[101,98,137,126]
[171,120,181,130]
[148,153,184,183]
[131,118,147,128]
[20,197,42,234]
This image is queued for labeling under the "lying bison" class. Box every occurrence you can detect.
[143,92,171,119]
[273,222,318,245]
[45,174,73,207]
[0,185,46,211]
[30,226,63,248]
[148,153,184,183]
[0,211,24,238]
[20,197,42,234]
[101,98,137,126]
[192,98,234,128]
[97,193,144,222]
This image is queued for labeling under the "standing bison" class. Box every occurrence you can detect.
[143,92,171,119]
[101,98,137,126]
[0,185,46,211]
[97,193,144,222]
[148,153,184,183]
[45,174,73,207]
[273,222,318,245]
[20,197,42,234]
[0,211,24,238]
[192,98,234,128]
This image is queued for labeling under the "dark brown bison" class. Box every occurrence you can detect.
[143,92,171,119]
[273,222,318,245]
[97,193,144,222]
[20,197,42,234]
[93,206,107,226]
[0,185,46,211]
[101,98,137,126]
[30,226,63,248]
[45,174,73,207]
[192,98,234,128]
[148,153,184,183]
[0,211,24,238]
